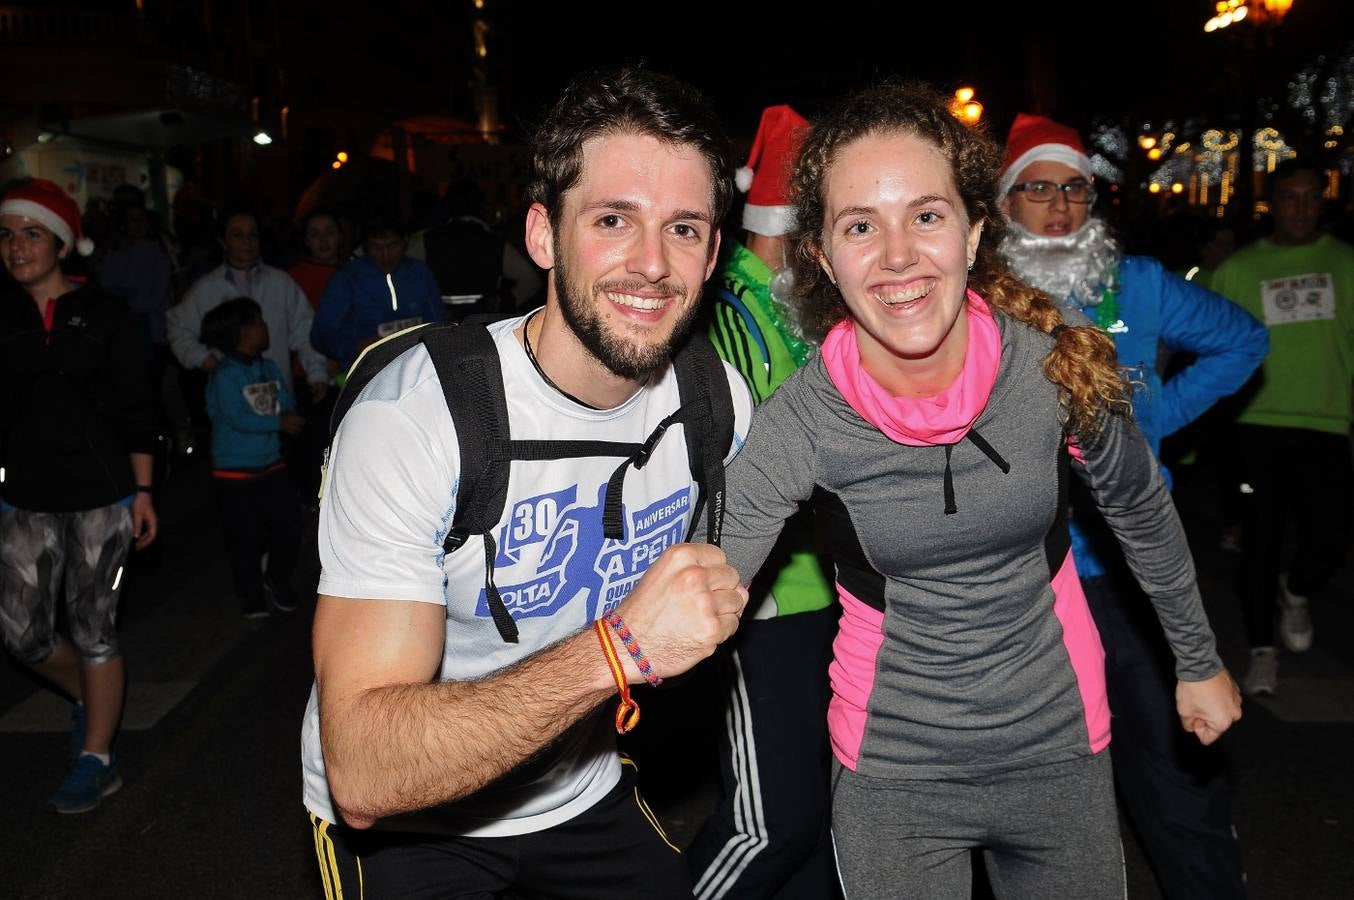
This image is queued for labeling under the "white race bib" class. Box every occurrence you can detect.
[378,316,424,338]
[242,380,280,416]
[1260,272,1336,326]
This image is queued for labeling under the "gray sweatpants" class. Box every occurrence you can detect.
[831,750,1125,900]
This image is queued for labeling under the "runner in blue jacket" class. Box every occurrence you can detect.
[998,113,1267,900]
[310,221,443,371]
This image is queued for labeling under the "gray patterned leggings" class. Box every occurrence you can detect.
[0,503,133,666]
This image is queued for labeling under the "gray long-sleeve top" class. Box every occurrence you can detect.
[718,311,1222,779]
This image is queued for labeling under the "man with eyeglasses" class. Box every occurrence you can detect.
[997,113,1267,900]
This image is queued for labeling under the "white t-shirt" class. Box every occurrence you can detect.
[301,313,751,836]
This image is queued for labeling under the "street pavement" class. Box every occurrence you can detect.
[1,454,1351,899]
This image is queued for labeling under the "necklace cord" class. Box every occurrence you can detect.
[522,310,601,410]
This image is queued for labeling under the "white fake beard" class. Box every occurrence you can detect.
[998,217,1121,308]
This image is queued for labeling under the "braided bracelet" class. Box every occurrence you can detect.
[606,613,663,686]
[594,619,641,733]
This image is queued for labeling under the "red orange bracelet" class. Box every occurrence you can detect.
[594,619,640,733]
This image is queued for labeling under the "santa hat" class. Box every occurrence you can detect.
[736,105,810,237]
[0,178,93,256]
[996,113,1093,199]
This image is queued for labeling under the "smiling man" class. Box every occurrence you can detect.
[301,67,753,899]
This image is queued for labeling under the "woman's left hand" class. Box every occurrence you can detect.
[1176,670,1242,745]
[131,492,159,550]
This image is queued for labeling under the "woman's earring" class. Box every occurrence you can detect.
[769,244,796,303]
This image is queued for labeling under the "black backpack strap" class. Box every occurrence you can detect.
[600,408,684,540]
[328,326,435,441]
[420,323,520,644]
[323,325,437,498]
[594,333,734,545]
[672,332,735,546]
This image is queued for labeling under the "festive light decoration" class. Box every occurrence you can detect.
[1253,127,1296,172]
[1147,155,1194,196]
[1083,121,1128,186]
[1091,123,1129,160]
[1202,129,1241,152]
[1204,0,1291,32]
[1254,127,1286,150]
[1090,153,1125,184]
[948,87,984,126]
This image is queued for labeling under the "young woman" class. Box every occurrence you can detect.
[288,208,344,311]
[0,179,159,814]
[716,83,1241,898]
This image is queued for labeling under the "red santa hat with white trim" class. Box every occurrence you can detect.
[736,104,810,237]
[996,113,1093,199]
[0,178,94,256]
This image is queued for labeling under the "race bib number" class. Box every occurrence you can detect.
[378,316,423,338]
[242,380,280,416]
[1259,272,1336,326]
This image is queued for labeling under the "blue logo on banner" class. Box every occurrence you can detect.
[475,484,691,622]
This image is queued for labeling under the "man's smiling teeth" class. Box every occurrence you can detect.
[606,292,667,310]
[874,281,934,308]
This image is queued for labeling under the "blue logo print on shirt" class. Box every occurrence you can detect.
[475,484,691,622]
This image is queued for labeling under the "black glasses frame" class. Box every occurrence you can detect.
[1008,181,1097,204]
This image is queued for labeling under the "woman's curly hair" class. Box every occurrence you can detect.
[789,81,1130,440]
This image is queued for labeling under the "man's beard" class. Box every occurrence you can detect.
[998,216,1121,308]
[552,239,702,381]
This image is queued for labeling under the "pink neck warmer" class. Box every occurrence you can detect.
[821,289,1000,447]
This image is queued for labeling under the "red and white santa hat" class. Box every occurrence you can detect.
[996,113,1093,199]
[736,104,810,237]
[0,178,94,256]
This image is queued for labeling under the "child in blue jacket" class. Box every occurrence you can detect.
[202,297,304,617]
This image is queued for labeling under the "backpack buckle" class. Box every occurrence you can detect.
[633,420,672,470]
[443,527,469,554]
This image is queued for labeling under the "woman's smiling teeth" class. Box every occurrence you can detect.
[874,280,934,309]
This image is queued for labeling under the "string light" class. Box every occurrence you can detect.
[948,87,983,126]
[1204,0,1291,32]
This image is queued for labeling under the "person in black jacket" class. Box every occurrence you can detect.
[0,179,159,814]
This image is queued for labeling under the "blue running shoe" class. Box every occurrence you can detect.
[68,703,86,760]
[50,754,122,814]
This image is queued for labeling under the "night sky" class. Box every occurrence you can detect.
[476,0,1350,141]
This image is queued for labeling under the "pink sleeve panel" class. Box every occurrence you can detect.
[827,586,885,771]
[1051,550,1111,752]
[1067,434,1085,464]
